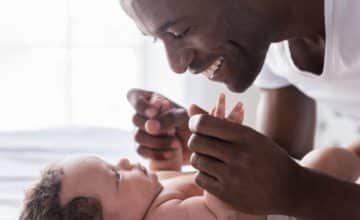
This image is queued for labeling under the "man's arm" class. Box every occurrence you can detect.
[188,115,360,219]
[294,167,360,220]
[256,86,316,159]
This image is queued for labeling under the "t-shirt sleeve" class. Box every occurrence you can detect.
[254,63,291,89]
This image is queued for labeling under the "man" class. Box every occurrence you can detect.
[121,0,360,219]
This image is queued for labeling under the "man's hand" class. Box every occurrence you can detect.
[127,88,205,166]
[188,114,301,215]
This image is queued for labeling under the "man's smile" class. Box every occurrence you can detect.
[200,56,225,80]
[121,0,273,92]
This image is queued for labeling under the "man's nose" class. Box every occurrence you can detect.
[165,45,195,74]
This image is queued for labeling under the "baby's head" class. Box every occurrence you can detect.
[20,156,162,220]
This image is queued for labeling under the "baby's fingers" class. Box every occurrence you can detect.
[227,102,244,124]
[214,93,226,118]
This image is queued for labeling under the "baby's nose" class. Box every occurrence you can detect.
[116,158,132,170]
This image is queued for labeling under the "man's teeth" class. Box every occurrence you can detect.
[203,57,224,79]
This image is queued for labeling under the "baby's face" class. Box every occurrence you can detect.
[59,156,163,220]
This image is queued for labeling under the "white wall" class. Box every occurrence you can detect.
[143,41,260,128]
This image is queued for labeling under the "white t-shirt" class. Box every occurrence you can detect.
[254,0,360,123]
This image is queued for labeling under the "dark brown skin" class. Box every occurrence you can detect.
[257,86,316,159]
[127,88,193,163]
[122,0,360,219]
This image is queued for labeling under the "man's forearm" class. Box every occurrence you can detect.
[293,167,360,219]
[257,87,316,159]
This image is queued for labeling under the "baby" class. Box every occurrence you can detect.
[20,94,360,220]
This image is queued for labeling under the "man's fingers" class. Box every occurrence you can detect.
[135,96,158,117]
[134,130,176,150]
[127,89,158,117]
[188,104,208,117]
[191,153,226,180]
[195,171,223,195]
[136,145,175,160]
[132,114,147,130]
[127,88,153,104]
[188,134,233,162]
[145,119,161,135]
[133,115,171,136]
[189,114,248,143]
[156,108,189,133]
[134,108,188,135]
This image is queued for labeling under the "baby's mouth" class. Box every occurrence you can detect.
[201,56,224,79]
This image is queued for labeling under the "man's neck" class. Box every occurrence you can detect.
[276,0,325,41]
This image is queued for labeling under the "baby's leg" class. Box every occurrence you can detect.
[300,147,360,182]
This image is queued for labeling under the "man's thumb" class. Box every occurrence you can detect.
[188,104,208,117]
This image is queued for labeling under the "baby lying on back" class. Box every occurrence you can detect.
[20,94,360,220]
[20,94,263,220]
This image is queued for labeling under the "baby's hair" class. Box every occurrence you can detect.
[20,165,103,220]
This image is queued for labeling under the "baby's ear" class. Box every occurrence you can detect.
[188,104,208,117]
[227,102,244,124]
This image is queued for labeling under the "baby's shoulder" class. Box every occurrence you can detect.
[146,198,188,220]
[146,195,217,220]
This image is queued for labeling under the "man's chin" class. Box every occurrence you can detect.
[225,81,250,93]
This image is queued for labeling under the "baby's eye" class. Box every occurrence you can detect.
[111,168,121,180]
[115,170,121,179]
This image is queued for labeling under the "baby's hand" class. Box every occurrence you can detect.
[210,93,244,124]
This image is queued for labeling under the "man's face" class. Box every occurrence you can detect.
[121,0,275,92]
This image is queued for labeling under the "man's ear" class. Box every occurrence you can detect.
[188,104,208,117]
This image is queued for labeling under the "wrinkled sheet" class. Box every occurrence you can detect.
[0,127,141,220]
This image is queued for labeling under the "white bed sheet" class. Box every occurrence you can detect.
[0,127,142,220]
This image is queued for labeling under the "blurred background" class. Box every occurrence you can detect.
[0,0,359,219]
[0,0,260,219]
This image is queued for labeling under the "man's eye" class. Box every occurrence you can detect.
[170,27,191,39]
